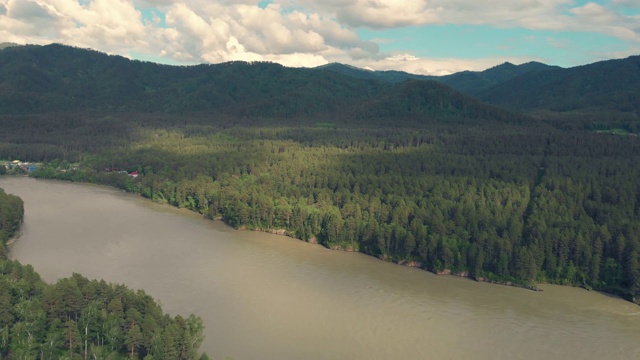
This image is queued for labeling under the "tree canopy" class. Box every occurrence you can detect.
[0,188,208,359]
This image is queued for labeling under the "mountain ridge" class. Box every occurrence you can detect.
[0,43,515,123]
[1,43,639,119]
[319,54,640,116]
[478,55,640,114]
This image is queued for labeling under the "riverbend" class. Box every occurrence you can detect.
[2,177,639,360]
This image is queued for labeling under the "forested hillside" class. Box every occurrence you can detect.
[320,60,557,96]
[0,44,639,303]
[478,55,640,114]
[10,43,637,118]
[321,54,640,117]
[0,44,510,122]
[0,188,208,359]
[436,61,557,96]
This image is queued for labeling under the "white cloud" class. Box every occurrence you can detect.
[8,0,55,19]
[292,0,575,29]
[349,54,548,76]
[150,1,381,66]
[336,0,439,28]
[234,5,327,54]
[0,0,151,53]
[569,1,635,40]
[292,0,640,41]
[2,0,61,36]
[610,0,640,6]
[0,0,637,74]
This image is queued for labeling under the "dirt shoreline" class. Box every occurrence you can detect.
[5,231,21,246]
[234,224,544,292]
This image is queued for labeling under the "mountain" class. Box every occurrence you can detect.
[4,43,636,120]
[0,42,19,50]
[316,63,433,83]
[0,43,513,122]
[320,55,640,116]
[318,61,559,96]
[478,55,640,114]
[437,61,559,95]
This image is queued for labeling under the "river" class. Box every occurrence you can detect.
[1,177,639,359]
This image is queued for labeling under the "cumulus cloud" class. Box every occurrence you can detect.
[346,53,547,76]
[335,0,439,28]
[292,0,573,29]
[8,0,55,19]
[153,1,380,65]
[569,2,640,41]
[0,0,637,74]
[2,0,61,36]
[293,0,639,40]
[0,0,150,53]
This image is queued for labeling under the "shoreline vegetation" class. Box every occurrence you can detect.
[7,173,548,292]
[5,175,548,297]
[2,174,544,296]
[13,118,639,305]
[0,184,210,359]
[239,224,546,291]
[5,231,21,246]
[4,172,548,296]
[239,225,545,292]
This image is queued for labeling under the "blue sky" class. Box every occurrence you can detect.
[360,24,630,66]
[1,0,639,74]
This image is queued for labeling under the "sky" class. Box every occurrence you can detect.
[0,0,639,75]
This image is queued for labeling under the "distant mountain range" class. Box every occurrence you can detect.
[0,43,19,50]
[477,56,640,114]
[318,61,559,96]
[0,43,513,123]
[0,43,638,120]
[320,57,640,116]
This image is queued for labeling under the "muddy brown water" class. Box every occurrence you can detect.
[2,177,639,359]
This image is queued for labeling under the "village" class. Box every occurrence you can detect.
[1,160,142,178]
[1,160,40,173]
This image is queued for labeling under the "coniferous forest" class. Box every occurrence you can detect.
[1,44,639,307]
[0,189,208,359]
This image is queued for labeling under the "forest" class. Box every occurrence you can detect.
[0,188,209,358]
[1,111,638,302]
[0,188,23,258]
[0,44,639,304]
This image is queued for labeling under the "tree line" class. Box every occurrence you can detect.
[0,187,209,359]
[0,188,23,258]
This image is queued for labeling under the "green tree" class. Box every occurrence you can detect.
[126,323,143,360]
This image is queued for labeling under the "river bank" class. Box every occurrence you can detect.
[5,232,21,246]
[22,171,637,304]
[3,176,640,360]
[236,221,548,292]
[215,218,640,303]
